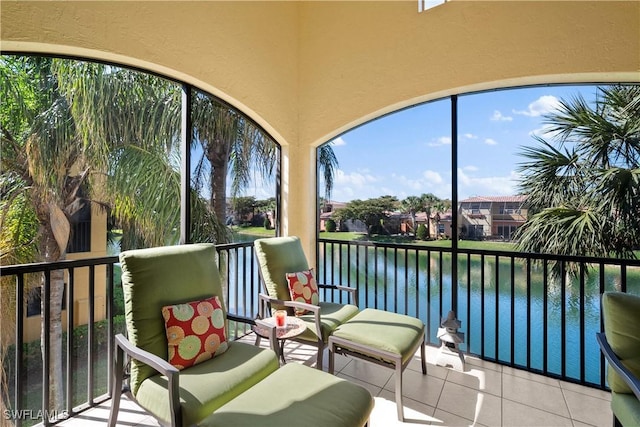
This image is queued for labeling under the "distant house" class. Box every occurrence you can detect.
[319,195,528,241]
[458,195,528,240]
[319,200,347,231]
[407,210,454,239]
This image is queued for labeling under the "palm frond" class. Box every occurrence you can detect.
[318,143,339,200]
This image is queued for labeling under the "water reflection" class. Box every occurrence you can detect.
[318,243,640,385]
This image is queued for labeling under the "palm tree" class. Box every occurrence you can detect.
[419,193,441,239]
[52,60,187,249]
[1,56,85,412]
[431,199,451,238]
[191,93,340,241]
[515,85,640,267]
[401,196,423,234]
[190,91,278,242]
[318,142,339,201]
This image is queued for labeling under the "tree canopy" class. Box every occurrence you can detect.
[515,85,640,262]
[333,196,399,235]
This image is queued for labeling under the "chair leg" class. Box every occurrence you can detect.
[328,341,335,374]
[316,342,324,370]
[421,339,427,375]
[108,343,125,427]
[395,361,404,421]
[614,414,622,427]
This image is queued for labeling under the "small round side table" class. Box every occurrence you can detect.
[253,316,307,364]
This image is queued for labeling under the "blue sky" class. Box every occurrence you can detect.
[326,84,600,203]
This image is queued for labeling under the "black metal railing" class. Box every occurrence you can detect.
[317,238,640,389]
[215,242,263,336]
[1,256,119,427]
[0,243,262,426]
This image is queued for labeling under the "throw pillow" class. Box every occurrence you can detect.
[161,295,228,370]
[286,268,319,315]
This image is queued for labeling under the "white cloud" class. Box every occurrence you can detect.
[332,169,453,202]
[484,138,498,145]
[330,136,347,146]
[462,165,479,172]
[331,169,381,201]
[428,136,451,147]
[457,168,520,198]
[529,123,560,139]
[513,95,561,117]
[390,174,424,191]
[422,170,443,184]
[462,133,478,140]
[335,169,377,187]
[491,110,513,121]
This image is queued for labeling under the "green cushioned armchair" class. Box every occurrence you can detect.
[597,291,640,427]
[254,236,360,370]
[108,244,279,427]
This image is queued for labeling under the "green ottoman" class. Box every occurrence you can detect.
[198,362,374,427]
[328,308,427,421]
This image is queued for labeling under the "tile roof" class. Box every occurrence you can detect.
[459,195,528,203]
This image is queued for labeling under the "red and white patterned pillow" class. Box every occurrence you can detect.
[161,296,228,370]
[285,268,319,316]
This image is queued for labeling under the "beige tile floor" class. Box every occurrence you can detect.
[57,334,612,427]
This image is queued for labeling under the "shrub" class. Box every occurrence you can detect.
[416,224,428,240]
[325,219,336,232]
[263,216,271,230]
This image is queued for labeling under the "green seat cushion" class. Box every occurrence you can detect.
[602,292,640,394]
[611,391,640,427]
[198,362,374,427]
[332,308,425,364]
[296,302,360,343]
[136,341,279,426]
[254,237,309,313]
[608,356,640,395]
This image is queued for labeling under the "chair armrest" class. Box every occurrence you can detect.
[114,334,181,426]
[597,332,640,399]
[115,333,178,377]
[254,318,278,353]
[318,283,359,306]
[258,293,321,315]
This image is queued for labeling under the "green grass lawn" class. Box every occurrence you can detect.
[318,231,517,251]
[231,226,275,238]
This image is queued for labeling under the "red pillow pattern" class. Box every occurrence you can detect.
[161,296,228,370]
[286,268,319,316]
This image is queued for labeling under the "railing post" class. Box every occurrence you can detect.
[180,84,192,245]
[450,94,459,313]
[15,274,25,427]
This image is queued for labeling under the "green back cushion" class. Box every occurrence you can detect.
[119,243,225,396]
[254,237,310,312]
[602,291,640,393]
